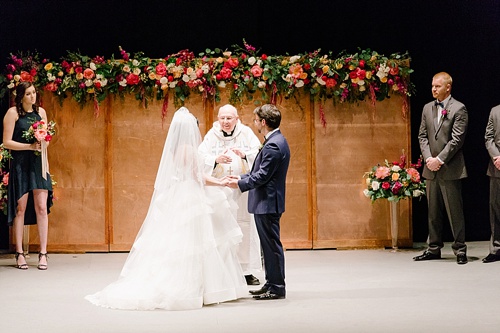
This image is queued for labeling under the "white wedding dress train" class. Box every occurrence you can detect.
[85,108,248,311]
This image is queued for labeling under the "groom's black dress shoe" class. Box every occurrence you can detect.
[245,274,260,285]
[482,253,500,263]
[253,291,285,300]
[413,251,441,261]
[249,286,269,296]
[457,253,467,265]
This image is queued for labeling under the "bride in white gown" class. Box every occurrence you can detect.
[85,107,248,310]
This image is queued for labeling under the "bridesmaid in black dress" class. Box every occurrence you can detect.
[3,82,53,270]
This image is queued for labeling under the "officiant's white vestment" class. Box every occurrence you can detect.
[199,120,262,275]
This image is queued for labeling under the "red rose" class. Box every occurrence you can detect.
[241,54,247,60]
[126,73,140,85]
[382,182,390,190]
[357,69,366,80]
[359,60,365,68]
[389,65,399,75]
[95,81,102,89]
[175,58,182,66]
[304,63,311,70]
[261,54,268,60]
[20,71,33,82]
[391,181,402,194]
[220,67,232,80]
[75,66,83,74]
[349,71,358,80]
[45,134,52,142]
[44,82,58,92]
[325,78,337,88]
[167,75,174,82]
[30,68,37,77]
[226,57,239,69]
[6,74,13,80]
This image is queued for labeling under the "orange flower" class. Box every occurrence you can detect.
[83,68,95,80]
[407,168,420,182]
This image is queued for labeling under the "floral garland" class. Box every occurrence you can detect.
[0,41,415,119]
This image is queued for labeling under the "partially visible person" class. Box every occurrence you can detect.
[484,104,500,263]
[227,104,290,300]
[3,82,53,270]
[86,107,247,311]
[414,72,468,264]
[198,104,262,286]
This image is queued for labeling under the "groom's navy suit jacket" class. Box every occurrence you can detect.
[238,130,290,214]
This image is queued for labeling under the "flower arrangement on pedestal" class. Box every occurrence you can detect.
[363,151,426,202]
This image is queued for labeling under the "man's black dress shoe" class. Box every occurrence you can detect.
[413,251,441,261]
[249,286,268,296]
[482,253,500,263]
[457,253,468,265]
[253,291,285,300]
[245,274,260,285]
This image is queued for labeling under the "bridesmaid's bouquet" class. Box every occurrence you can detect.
[22,120,56,144]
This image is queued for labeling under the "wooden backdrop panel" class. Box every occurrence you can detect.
[18,92,411,252]
[25,94,107,252]
[313,98,412,248]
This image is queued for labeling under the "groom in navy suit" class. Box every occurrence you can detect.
[227,104,290,300]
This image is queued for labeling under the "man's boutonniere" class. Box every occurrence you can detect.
[441,109,448,118]
[258,144,264,151]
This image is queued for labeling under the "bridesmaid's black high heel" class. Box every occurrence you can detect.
[38,252,48,270]
[15,252,28,270]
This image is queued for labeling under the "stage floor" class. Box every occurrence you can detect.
[0,242,498,333]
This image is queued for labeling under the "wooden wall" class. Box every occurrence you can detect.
[19,91,412,252]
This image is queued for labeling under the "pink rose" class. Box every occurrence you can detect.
[375,166,391,179]
[196,69,204,78]
[250,65,263,77]
[44,82,58,92]
[83,68,95,80]
[391,181,402,194]
[155,63,167,76]
[34,128,47,141]
[407,168,421,182]
[381,182,390,190]
[219,67,232,80]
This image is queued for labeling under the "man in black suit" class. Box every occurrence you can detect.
[414,72,469,264]
[483,104,500,263]
[227,104,290,300]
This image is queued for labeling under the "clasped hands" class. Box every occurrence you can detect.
[426,157,443,172]
[494,156,500,170]
[220,175,240,188]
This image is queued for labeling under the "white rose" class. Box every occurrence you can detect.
[133,68,141,75]
[122,65,131,73]
[316,77,326,85]
[132,59,139,67]
[182,74,190,82]
[295,80,304,88]
[100,78,108,87]
[90,62,97,71]
[119,79,127,87]
[14,74,20,82]
[290,55,300,63]
[363,189,370,197]
[160,77,168,84]
[7,83,14,89]
[391,165,401,172]
[85,79,93,87]
[248,57,256,66]
[258,81,266,89]
[371,181,380,190]
[218,81,226,88]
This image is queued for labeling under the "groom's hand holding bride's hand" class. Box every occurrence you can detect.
[222,175,240,188]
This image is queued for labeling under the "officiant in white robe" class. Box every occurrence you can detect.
[199,104,262,285]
